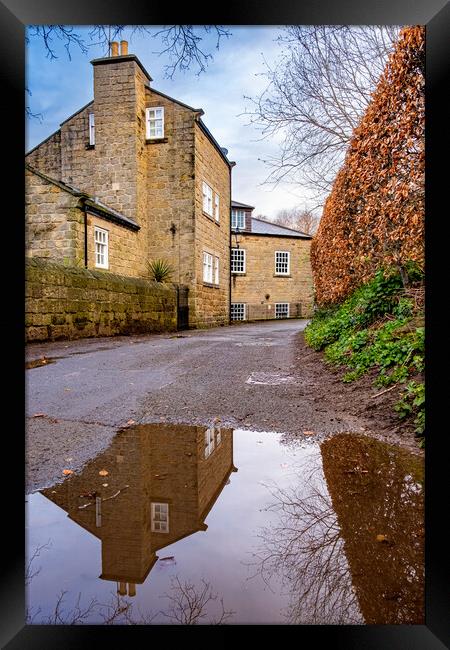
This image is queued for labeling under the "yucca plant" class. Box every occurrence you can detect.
[148,259,174,283]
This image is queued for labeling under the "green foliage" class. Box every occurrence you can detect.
[148,259,174,283]
[305,265,425,438]
[394,381,425,436]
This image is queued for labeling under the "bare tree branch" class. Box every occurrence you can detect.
[244,26,401,210]
[26,25,232,118]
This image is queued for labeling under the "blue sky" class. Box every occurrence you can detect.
[26,26,313,219]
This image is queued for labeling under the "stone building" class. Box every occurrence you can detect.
[26,41,234,328]
[230,200,314,321]
[41,422,237,596]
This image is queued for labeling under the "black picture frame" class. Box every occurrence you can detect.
[3,0,449,646]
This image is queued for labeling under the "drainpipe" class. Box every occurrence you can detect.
[79,198,88,268]
[84,207,88,268]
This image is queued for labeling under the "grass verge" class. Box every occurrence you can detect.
[304,264,425,444]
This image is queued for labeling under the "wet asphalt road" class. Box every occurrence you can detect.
[26,320,364,492]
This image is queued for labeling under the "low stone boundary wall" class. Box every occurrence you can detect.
[26,258,179,342]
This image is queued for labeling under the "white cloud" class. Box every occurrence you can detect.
[26,26,311,217]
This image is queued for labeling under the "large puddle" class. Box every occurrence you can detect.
[25,424,424,625]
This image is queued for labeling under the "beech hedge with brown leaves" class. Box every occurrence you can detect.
[311,26,424,306]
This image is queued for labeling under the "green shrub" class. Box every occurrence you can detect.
[148,259,174,283]
[305,264,425,438]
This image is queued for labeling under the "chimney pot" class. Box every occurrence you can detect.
[120,40,128,56]
[110,41,119,57]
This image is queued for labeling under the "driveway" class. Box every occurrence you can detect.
[25,320,368,492]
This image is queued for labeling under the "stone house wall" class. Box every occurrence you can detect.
[194,124,231,328]
[25,51,233,329]
[231,235,314,319]
[25,167,85,265]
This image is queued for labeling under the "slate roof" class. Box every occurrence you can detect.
[249,217,312,239]
[231,200,255,209]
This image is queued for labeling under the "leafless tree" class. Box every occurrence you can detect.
[26,25,231,117]
[245,26,401,210]
[272,206,320,235]
[246,457,362,624]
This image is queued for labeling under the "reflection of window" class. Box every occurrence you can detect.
[205,427,215,458]
[151,503,169,532]
[216,427,222,446]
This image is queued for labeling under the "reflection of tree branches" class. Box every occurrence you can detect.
[26,559,233,625]
[160,575,234,625]
[25,539,52,586]
[247,458,362,624]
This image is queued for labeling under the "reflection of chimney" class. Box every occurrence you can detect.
[120,40,128,56]
[110,41,119,57]
[128,583,136,597]
[118,581,127,596]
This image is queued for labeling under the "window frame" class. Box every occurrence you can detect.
[202,182,214,217]
[275,303,290,319]
[214,255,220,286]
[231,248,246,274]
[145,106,165,140]
[275,250,290,276]
[203,251,214,284]
[231,303,246,321]
[151,502,169,533]
[214,193,220,222]
[231,209,245,230]
[94,226,109,269]
[88,112,95,146]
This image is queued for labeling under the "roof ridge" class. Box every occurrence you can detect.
[251,216,311,237]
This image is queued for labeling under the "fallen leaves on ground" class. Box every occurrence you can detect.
[62,469,74,476]
[32,413,46,418]
[303,430,316,436]
[99,470,109,476]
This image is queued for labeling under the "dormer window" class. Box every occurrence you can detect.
[232,209,245,230]
[89,113,95,146]
[146,107,164,139]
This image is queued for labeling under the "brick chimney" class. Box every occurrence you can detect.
[90,47,153,224]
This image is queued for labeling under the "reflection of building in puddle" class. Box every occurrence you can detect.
[250,433,424,625]
[321,433,424,624]
[41,423,237,597]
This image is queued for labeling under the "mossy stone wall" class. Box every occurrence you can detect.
[26,258,179,342]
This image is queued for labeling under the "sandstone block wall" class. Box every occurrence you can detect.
[231,236,314,319]
[194,124,231,328]
[25,52,232,329]
[143,90,196,290]
[26,258,178,342]
[25,167,85,265]
[26,129,61,178]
